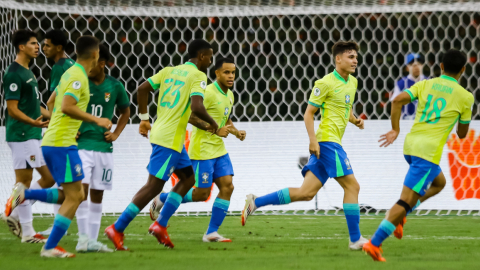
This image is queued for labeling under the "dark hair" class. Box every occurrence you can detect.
[98,43,110,62]
[188,39,212,58]
[75,35,99,59]
[331,41,359,58]
[215,57,235,70]
[12,30,37,52]
[442,49,467,75]
[45,29,68,50]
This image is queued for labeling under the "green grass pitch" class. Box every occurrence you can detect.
[1,215,479,270]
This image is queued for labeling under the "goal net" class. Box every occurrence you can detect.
[0,0,479,216]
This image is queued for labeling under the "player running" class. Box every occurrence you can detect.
[241,41,369,250]
[2,30,53,244]
[363,49,474,262]
[104,39,218,250]
[149,57,246,242]
[74,44,130,252]
[5,36,112,258]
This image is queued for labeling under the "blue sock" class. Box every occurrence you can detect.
[114,202,140,233]
[254,188,291,208]
[44,214,71,249]
[371,219,396,247]
[24,188,58,203]
[407,200,421,215]
[344,203,361,242]
[206,198,230,234]
[159,189,194,204]
[157,192,182,227]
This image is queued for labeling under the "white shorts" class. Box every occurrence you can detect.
[7,139,46,170]
[78,150,114,191]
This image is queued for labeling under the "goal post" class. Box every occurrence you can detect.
[0,0,479,216]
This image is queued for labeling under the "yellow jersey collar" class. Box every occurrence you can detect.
[440,74,458,83]
[333,69,348,84]
[74,63,87,76]
[213,81,229,96]
[185,62,198,69]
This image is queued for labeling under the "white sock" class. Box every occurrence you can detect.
[88,202,103,241]
[10,207,19,220]
[18,201,35,237]
[76,201,89,235]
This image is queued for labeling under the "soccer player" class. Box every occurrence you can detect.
[241,41,369,250]
[5,36,112,258]
[363,49,474,262]
[104,39,218,250]
[2,30,54,244]
[74,44,130,252]
[149,57,246,242]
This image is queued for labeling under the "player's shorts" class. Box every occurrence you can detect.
[147,144,192,181]
[192,154,234,188]
[79,150,114,191]
[7,139,46,170]
[301,142,353,185]
[42,145,84,185]
[403,155,442,196]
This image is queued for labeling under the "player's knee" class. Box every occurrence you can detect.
[196,188,211,201]
[219,183,234,196]
[344,180,360,194]
[299,192,316,201]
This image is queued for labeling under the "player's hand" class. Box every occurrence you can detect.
[104,131,119,142]
[379,129,399,147]
[139,120,151,138]
[354,118,364,130]
[206,122,219,135]
[216,125,230,138]
[236,130,247,141]
[309,140,320,159]
[76,131,81,140]
[96,118,112,130]
[32,116,49,128]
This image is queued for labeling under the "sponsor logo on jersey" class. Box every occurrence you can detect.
[202,172,209,183]
[75,164,82,177]
[105,93,111,102]
[345,94,351,104]
[30,155,36,162]
[73,81,82,90]
[314,88,320,96]
[9,83,18,92]
[224,107,229,115]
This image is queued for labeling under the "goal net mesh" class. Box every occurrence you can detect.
[0,0,479,216]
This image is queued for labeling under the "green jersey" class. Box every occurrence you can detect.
[3,62,42,142]
[77,75,130,153]
[189,81,235,160]
[308,69,358,145]
[49,58,75,92]
[404,75,474,164]
[147,62,207,152]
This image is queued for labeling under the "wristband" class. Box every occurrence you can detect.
[139,113,149,121]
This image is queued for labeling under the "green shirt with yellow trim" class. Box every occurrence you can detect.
[42,63,90,147]
[189,81,235,160]
[308,69,358,145]
[147,62,207,153]
[403,75,474,164]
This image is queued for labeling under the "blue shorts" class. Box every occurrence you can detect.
[404,155,442,196]
[192,154,234,188]
[301,142,353,185]
[42,146,84,185]
[147,144,192,181]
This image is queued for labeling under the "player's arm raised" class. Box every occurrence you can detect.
[226,118,246,141]
[6,100,49,128]
[61,95,112,129]
[304,104,320,158]
[379,91,411,147]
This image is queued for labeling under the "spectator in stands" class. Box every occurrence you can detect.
[391,53,426,119]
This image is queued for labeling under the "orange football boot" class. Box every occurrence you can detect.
[148,221,174,248]
[104,224,129,251]
[393,217,407,239]
[363,240,386,262]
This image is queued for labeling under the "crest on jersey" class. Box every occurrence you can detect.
[345,94,351,104]
[314,87,320,96]
[345,158,351,170]
[202,172,209,183]
[72,81,81,90]
[30,155,36,162]
[105,93,111,102]
[75,164,82,177]
[9,83,18,92]
[200,81,207,89]
[168,166,175,177]
[224,107,229,116]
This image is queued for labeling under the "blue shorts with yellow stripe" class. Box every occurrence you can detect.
[403,155,442,196]
[301,142,353,185]
[147,144,192,181]
[42,146,84,185]
[192,154,234,188]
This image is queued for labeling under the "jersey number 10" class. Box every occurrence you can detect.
[419,94,446,124]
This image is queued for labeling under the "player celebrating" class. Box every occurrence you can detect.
[74,44,130,252]
[104,39,218,250]
[363,50,474,262]
[5,36,112,258]
[149,57,246,242]
[241,41,369,250]
[2,30,53,244]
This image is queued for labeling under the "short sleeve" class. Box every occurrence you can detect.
[189,72,207,98]
[308,80,330,108]
[49,65,62,92]
[147,70,163,90]
[3,73,22,100]
[64,77,85,102]
[404,81,424,102]
[115,82,130,110]
[459,94,474,124]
